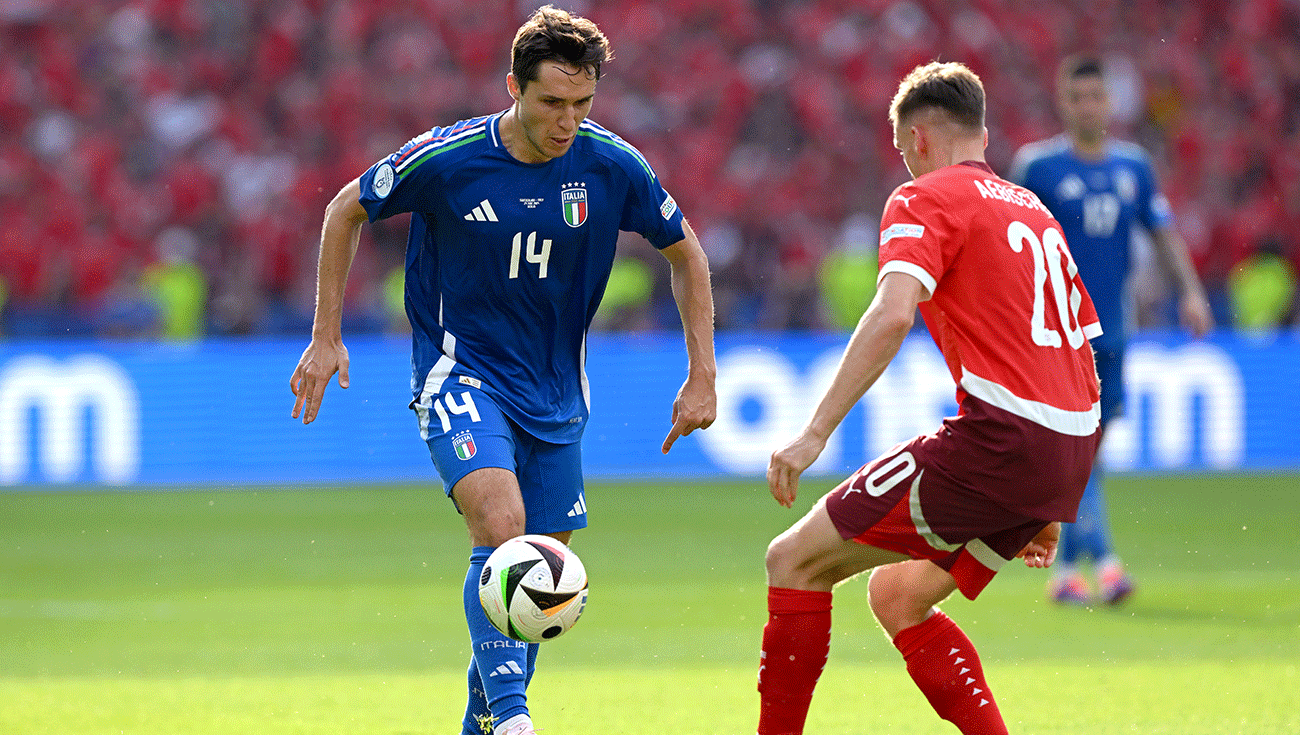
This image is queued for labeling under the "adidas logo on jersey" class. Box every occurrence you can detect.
[464,199,498,222]
[566,494,587,518]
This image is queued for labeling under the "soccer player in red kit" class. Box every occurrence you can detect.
[756,62,1103,735]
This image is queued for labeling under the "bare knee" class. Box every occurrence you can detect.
[467,506,524,547]
[765,529,852,592]
[469,509,570,549]
[452,468,526,547]
[868,564,946,639]
[765,531,808,589]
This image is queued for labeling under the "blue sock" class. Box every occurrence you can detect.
[464,546,529,732]
[1068,470,1115,564]
[461,644,539,735]
[462,657,491,735]
[1059,519,1081,566]
[525,642,539,687]
[1077,470,1115,562]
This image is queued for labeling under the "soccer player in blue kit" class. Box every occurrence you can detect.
[1009,55,1213,606]
[289,7,717,735]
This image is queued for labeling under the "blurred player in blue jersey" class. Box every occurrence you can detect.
[289,7,717,735]
[1009,55,1213,606]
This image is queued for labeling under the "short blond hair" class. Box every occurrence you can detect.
[889,61,985,131]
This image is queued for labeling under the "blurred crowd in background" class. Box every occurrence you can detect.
[2,0,1298,340]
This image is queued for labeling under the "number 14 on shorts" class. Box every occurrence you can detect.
[432,391,481,433]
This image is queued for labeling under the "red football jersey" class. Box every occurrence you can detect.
[878,161,1102,436]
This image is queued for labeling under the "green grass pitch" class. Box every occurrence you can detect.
[2,474,1298,734]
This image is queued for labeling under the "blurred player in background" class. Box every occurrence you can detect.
[1009,55,1213,606]
[757,61,1102,735]
[290,7,717,735]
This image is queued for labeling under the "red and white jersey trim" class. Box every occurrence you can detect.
[964,538,1008,572]
[908,470,1008,573]
[960,368,1100,436]
[879,260,937,299]
[907,471,958,551]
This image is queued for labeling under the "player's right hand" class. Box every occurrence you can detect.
[290,338,350,424]
[767,430,826,508]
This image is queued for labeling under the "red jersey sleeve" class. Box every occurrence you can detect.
[875,163,1103,434]
[877,181,961,299]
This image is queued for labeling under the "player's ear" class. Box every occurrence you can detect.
[506,73,521,102]
[983,127,989,150]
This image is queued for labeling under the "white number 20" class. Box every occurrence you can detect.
[1007,221,1085,350]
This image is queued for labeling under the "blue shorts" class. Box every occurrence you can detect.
[1094,346,1125,427]
[417,384,587,534]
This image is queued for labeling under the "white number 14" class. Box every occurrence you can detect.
[432,391,482,433]
[510,231,551,279]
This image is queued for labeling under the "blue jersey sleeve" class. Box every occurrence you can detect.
[357,159,402,222]
[358,122,489,222]
[1006,140,1059,205]
[1006,146,1033,187]
[578,121,685,248]
[1133,152,1174,233]
[620,166,685,249]
[357,147,433,223]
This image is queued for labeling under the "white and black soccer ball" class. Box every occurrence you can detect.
[478,535,588,643]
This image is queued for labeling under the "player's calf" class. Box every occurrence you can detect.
[892,611,1008,735]
[757,587,833,735]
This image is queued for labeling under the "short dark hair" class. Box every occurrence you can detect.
[889,61,985,131]
[511,5,612,92]
[1059,54,1105,83]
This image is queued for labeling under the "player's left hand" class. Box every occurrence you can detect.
[1017,521,1060,568]
[1179,293,1215,339]
[661,374,716,454]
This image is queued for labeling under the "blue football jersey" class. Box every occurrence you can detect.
[1008,134,1172,349]
[358,112,686,444]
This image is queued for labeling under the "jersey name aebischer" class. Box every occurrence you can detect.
[877,161,1102,436]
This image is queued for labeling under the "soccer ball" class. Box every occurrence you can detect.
[478,535,588,643]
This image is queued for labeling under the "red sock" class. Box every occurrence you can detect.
[757,587,832,735]
[893,611,1008,735]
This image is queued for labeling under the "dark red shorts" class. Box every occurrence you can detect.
[825,396,1098,600]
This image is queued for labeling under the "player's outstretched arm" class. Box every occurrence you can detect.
[659,220,718,454]
[767,272,924,507]
[291,177,369,424]
[1152,226,1214,338]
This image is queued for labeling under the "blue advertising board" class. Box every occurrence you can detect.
[0,332,1296,487]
